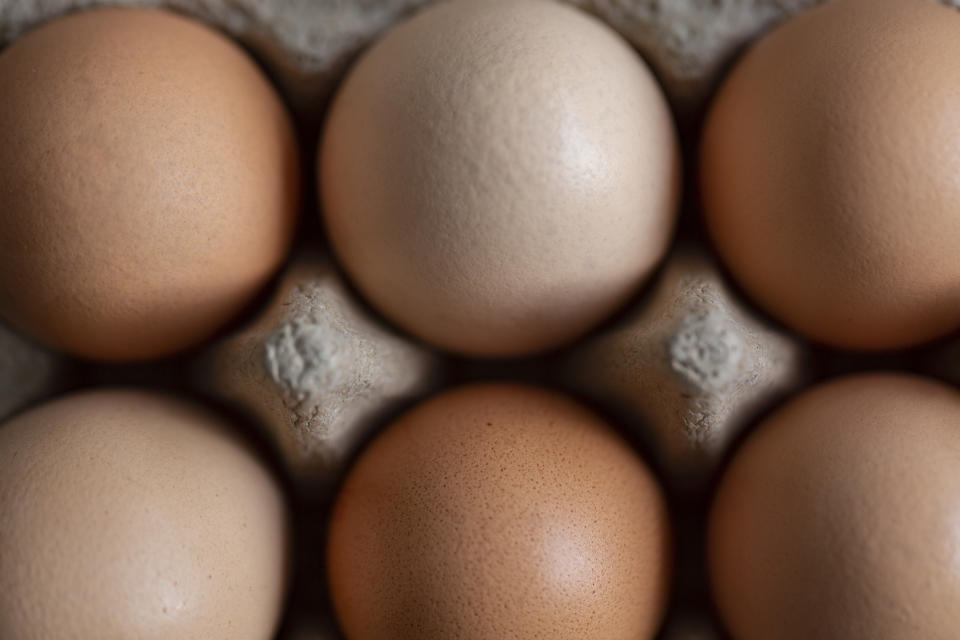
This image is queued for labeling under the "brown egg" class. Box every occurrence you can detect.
[327,383,672,640]
[709,373,960,639]
[0,389,289,639]
[320,0,679,358]
[0,8,299,362]
[700,0,960,350]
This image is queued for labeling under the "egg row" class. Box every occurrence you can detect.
[3,372,959,639]
[2,0,957,365]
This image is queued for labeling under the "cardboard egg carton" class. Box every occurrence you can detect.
[3,1,959,638]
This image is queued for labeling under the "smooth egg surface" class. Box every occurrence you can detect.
[0,389,290,639]
[709,373,960,639]
[700,0,960,350]
[0,7,300,361]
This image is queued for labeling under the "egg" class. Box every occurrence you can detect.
[327,383,672,640]
[0,389,289,639]
[320,0,679,357]
[0,8,300,362]
[700,0,960,350]
[708,373,960,639]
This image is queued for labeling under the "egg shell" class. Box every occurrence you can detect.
[12,0,960,635]
[327,383,672,640]
[709,373,960,639]
[320,0,679,357]
[700,0,960,351]
[0,7,300,362]
[0,389,290,639]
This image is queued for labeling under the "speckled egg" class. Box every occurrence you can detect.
[327,383,672,639]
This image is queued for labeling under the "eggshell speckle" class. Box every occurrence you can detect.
[700,0,960,350]
[0,7,300,361]
[320,0,679,357]
[709,373,960,639]
[0,389,290,639]
[327,383,672,640]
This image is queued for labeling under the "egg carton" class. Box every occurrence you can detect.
[2,1,959,638]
